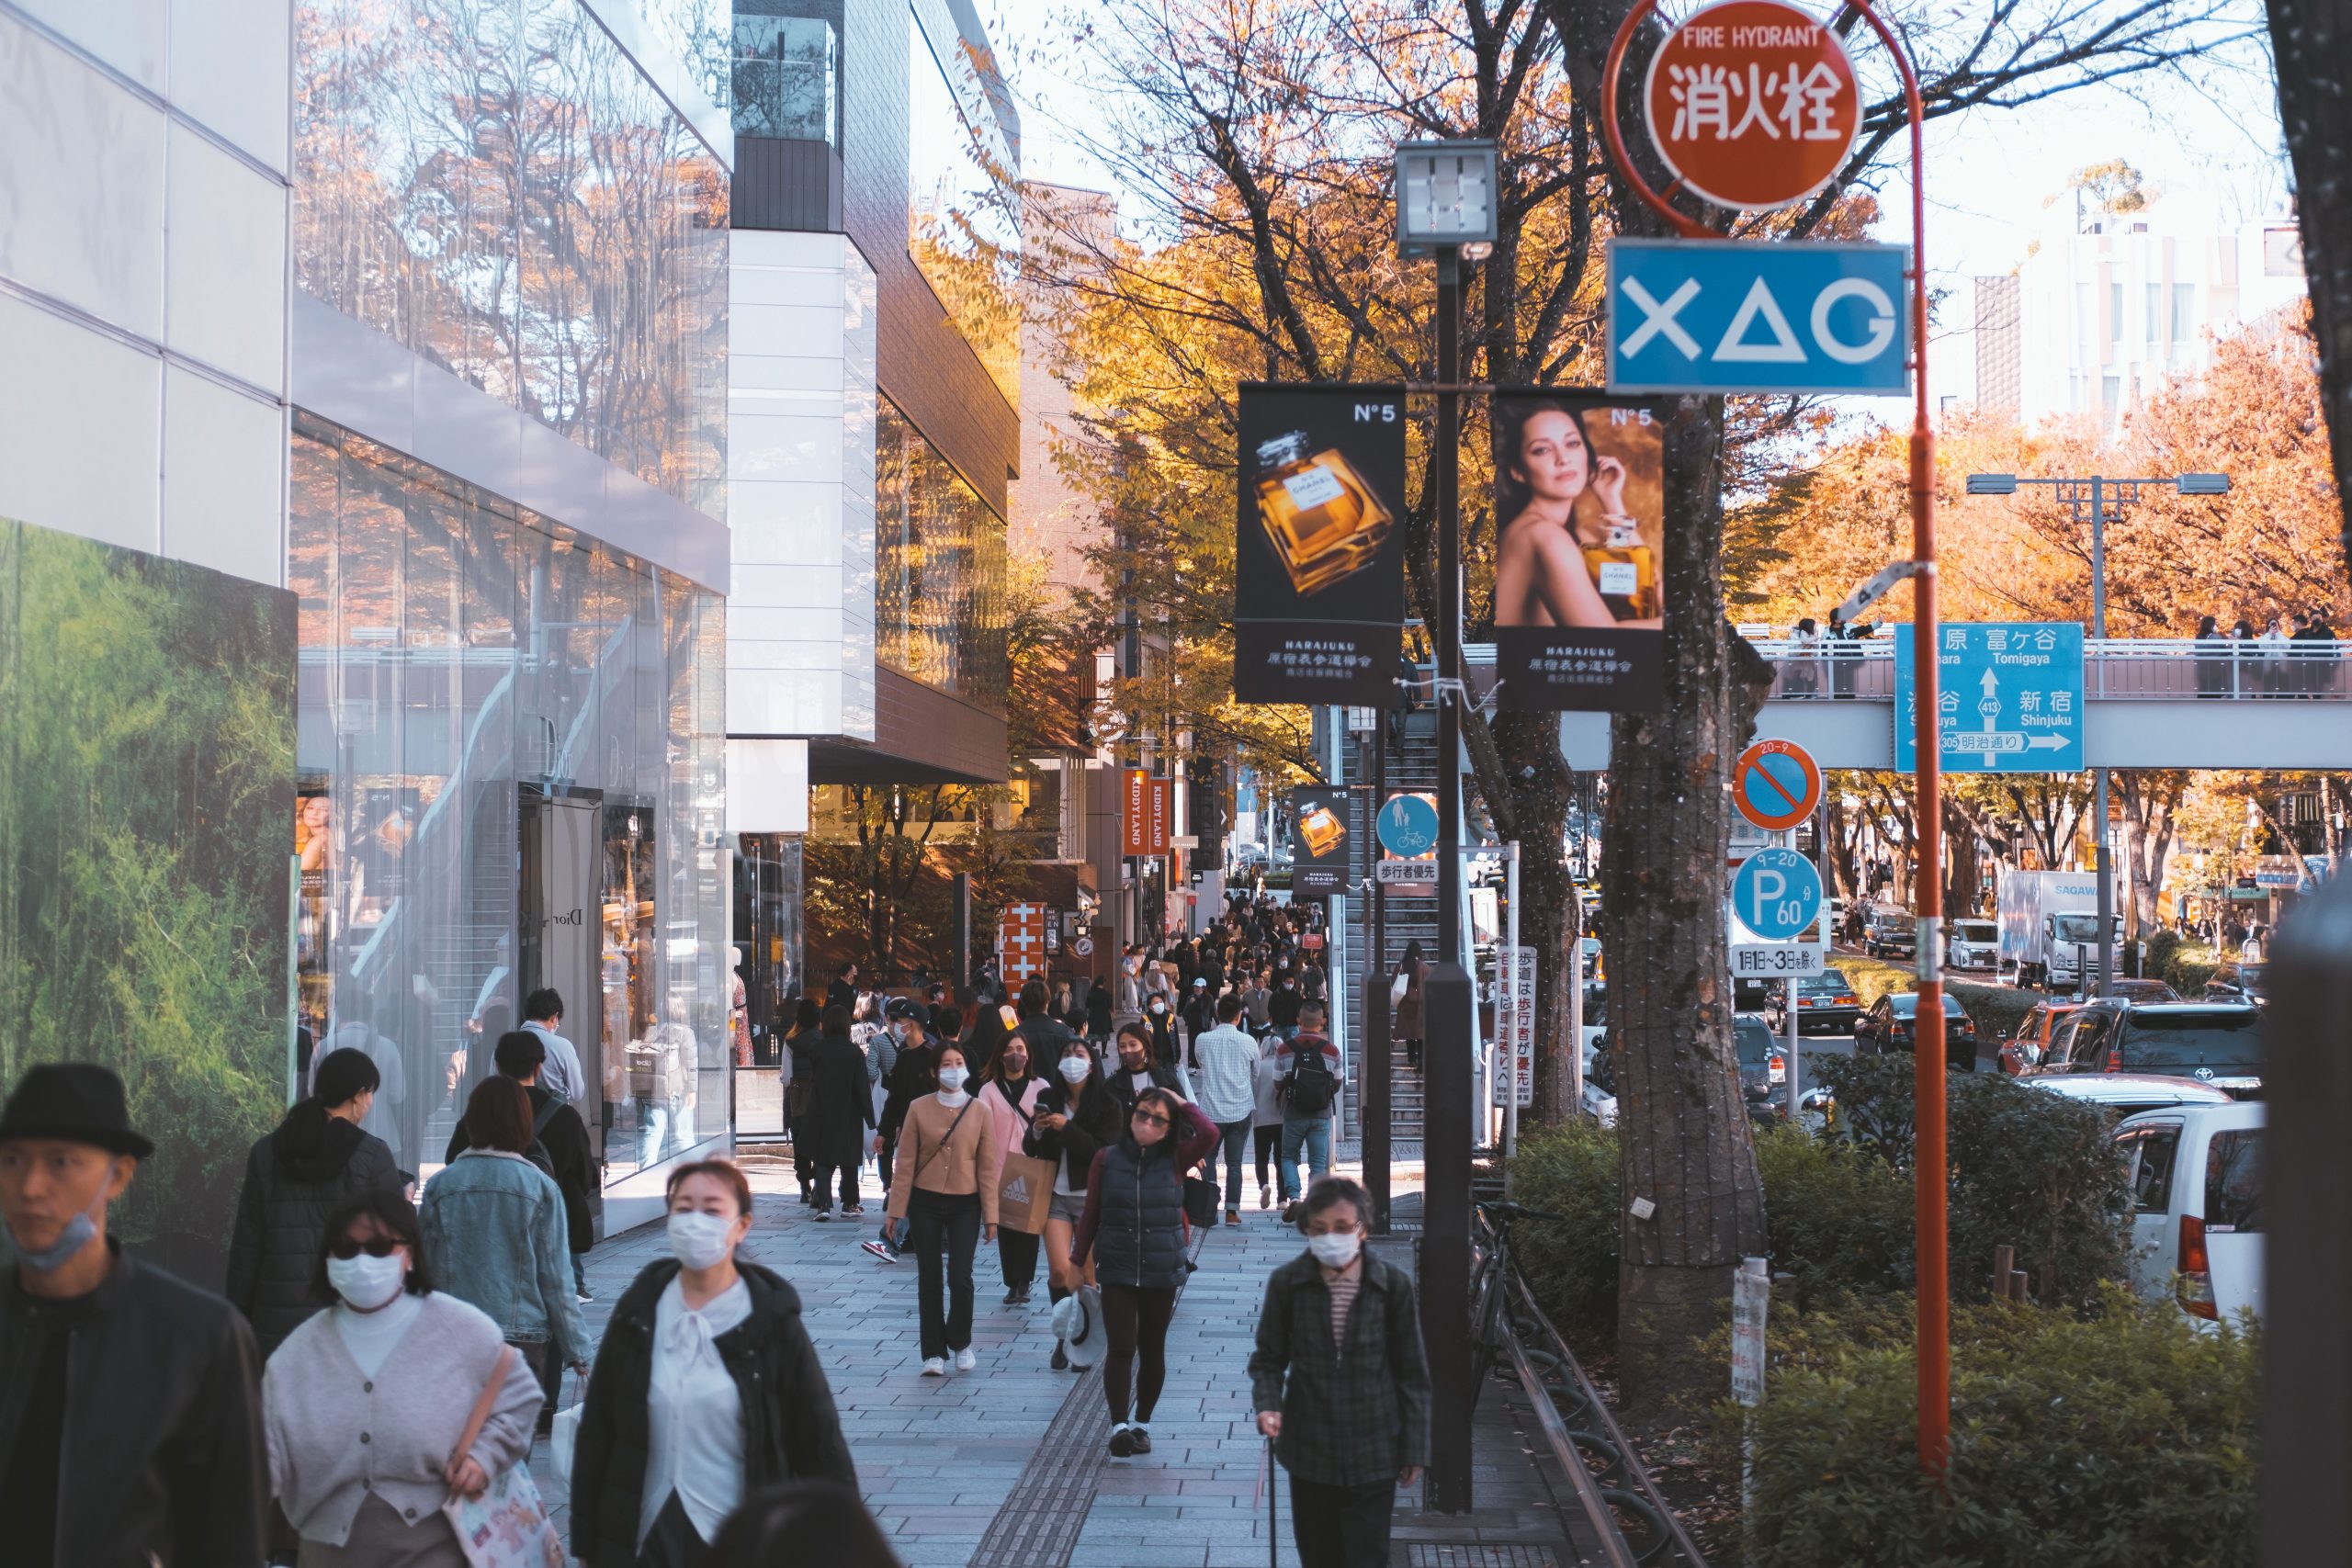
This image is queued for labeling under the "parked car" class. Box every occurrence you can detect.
[2203,962,2267,1003]
[1864,911,1917,960]
[2034,1002,2264,1097]
[1998,999,2083,1076]
[1855,990,1977,1069]
[2112,1102,2264,1325]
[2025,1072,2232,1122]
[1734,1015,1786,1122]
[2106,977,2182,1004]
[1945,919,1999,970]
[1578,1038,1618,1127]
[1766,970,1861,1035]
[1577,983,1607,1056]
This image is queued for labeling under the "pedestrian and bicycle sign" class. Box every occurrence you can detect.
[1375,792,1441,858]
[1894,622,2085,773]
[1606,238,1910,396]
[1734,739,1821,831]
[1732,846,1823,942]
[1645,0,1860,211]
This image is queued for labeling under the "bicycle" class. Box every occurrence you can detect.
[1468,1200,1569,1410]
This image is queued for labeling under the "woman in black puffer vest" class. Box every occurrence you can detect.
[1070,1086,1220,1459]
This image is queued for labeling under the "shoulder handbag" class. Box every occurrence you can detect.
[442,1345,565,1568]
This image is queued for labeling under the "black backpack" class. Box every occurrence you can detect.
[525,1094,561,1185]
[1283,1043,1336,1116]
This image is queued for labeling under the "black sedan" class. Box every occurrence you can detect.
[1767,970,1862,1035]
[1854,990,1978,1070]
[1735,1015,1788,1122]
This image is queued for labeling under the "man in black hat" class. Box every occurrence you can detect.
[0,1061,268,1566]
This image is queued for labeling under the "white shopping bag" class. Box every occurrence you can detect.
[549,1371,584,1495]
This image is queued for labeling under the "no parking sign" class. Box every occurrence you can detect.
[1734,739,1821,832]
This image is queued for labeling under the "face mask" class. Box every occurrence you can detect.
[1060,1057,1092,1083]
[889,1021,907,1041]
[8,1161,120,1274]
[1149,1001,1166,1014]
[938,1066,969,1092]
[327,1249,408,1311]
[667,1210,736,1270]
[1003,1056,1028,1078]
[1307,1231,1362,1269]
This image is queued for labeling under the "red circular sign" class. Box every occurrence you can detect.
[1735,739,1822,832]
[1643,0,1860,211]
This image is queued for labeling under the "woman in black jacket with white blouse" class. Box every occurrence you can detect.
[1023,1034,1124,1370]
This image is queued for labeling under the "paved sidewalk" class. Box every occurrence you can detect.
[532,1159,1589,1568]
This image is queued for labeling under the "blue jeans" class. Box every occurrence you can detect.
[1215,1119,1252,1213]
[1279,1115,1331,1201]
[637,1096,676,1166]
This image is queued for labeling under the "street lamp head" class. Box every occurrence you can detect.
[2175,472,2231,495]
[1395,141,1498,256]
[1964,472,2018,495]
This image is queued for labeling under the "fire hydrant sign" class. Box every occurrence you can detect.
[1644,0,1860,211]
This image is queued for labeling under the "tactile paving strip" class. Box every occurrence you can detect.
[1407,1546,1562,1567]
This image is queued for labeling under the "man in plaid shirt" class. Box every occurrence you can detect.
[1249,1176,1430,1567]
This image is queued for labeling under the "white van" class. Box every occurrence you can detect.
[1946,919,1999,970]
[2112,1102,2264,1326]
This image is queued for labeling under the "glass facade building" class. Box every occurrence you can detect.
[291,419,728,1185]
[875,397,1010,711]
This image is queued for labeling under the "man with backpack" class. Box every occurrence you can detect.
[447,1030,598,1304]
[1273,1001,1343,1223]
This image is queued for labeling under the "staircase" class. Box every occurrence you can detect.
[1351,706,1443,1146]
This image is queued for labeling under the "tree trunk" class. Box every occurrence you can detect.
[1601,404,1772,1412]
[1497,711,1577,1126]
[1946,799,1981,918]
[2266,0,2352,581]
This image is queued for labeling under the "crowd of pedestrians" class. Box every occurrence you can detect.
[2,891,1431,1568]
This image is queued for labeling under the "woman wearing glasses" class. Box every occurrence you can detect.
[262,1188,543,1566]
[1070,1086,1220,1458]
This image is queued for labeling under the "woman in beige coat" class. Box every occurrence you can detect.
[886,1043,1001,1376]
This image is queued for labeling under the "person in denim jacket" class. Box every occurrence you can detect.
[421,1077,590,1423]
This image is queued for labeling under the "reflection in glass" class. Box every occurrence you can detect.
[293,0,727,520]
[874,399,1010,711]
[732,12,836,142]
[906,5,1021,406]
[291,415,728,1190]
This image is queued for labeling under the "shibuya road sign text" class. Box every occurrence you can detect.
[1606,238,1910,396]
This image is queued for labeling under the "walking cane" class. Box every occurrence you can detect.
[1264,1433,1279,1568]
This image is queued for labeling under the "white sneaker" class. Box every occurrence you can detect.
[921,1357,947,1377]
[954,1347,978,1372]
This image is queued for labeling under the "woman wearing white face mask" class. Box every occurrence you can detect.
[571,1160,857,1565]
[1023,1038,1121,1368]
[885,1045,1001,1377]
[263,1189,543,1567]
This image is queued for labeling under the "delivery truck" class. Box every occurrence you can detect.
[1997,870,2121,993]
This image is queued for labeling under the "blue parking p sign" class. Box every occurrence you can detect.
[1606,239,1911,397]
[1732,849,1823,942]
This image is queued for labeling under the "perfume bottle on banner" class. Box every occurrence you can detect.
[1296,804,1347,859]
[1252,431,1396,596]
[1584,513,1660,621]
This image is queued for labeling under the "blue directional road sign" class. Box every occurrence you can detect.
[1375,792,1441,859]
[1606,239,1911,397]
[1894,622,2085,773]
[1732,848,1823,942]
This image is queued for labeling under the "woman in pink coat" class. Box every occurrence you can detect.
[978,1033,1047,1304]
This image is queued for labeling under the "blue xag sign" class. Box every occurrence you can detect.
[1894,622,2085,773]
[1606,238,1911,396]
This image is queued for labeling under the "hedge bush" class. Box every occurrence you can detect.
[2158,932,2222,997]
[1751,1126,1913,1312]
[1816,1054,2132,1307]
[1719,1290,2258,1568]
[1504,1114,1621,1347]
[1825,954,2044,1039]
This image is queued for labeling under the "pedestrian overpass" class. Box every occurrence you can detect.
[1492,639,2352,771]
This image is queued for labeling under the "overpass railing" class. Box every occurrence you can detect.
[1747,638,2352,702]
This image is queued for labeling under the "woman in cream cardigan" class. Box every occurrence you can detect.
[263,1188,542,1567]
[886,1043,1001,1377]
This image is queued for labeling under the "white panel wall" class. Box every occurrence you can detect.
[0,4,289,589]
[728,231,877,742]
[726,738,811,834]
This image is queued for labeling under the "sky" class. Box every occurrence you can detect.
[978,0,2293,411]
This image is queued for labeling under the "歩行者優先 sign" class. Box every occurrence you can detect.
[1731,942,1825,978]
[1734,738,1821,832]
[1644,0,1861,212]
[1731,846,1822,942]
[1487,389,1670,712]
[1606,239,1910,397]
[1493,944,1534,1108]
[1291,786,1351,895]
[1894,623,2085,774]
[1374,859,1439,886]
[1235,387,1408,705]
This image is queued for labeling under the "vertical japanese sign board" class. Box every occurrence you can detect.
[1122,770,1170,855]
[1235,386,1408,705]
[1491,944,1535,1108]
[1291,785,1350,897]
[1732,1258,1770,1406]
[1488,390,1670,710]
